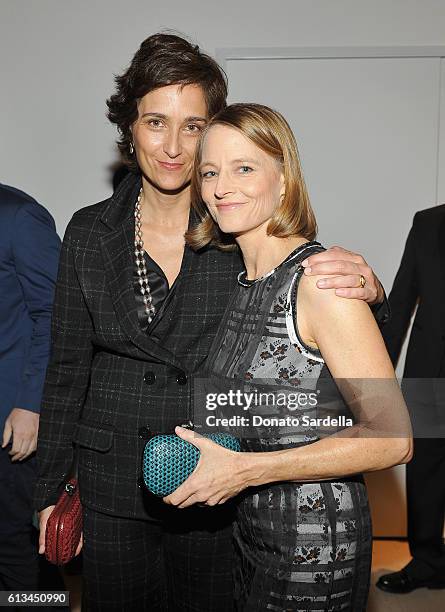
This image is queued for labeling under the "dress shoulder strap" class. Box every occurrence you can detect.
[285,243,325,363]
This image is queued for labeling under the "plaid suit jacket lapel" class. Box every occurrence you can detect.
[99,174,185,369]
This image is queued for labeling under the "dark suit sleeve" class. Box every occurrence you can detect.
[370,290,390,328]
[13,203,61,412]
[34,218,94,510]
[381,216,419,366]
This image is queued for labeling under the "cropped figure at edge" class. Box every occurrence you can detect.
[35,34,390,611]
[377,204,445,594]
[164,103,413,611]
[0,184,60,595]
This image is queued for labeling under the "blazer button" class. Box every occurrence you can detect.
[144,371,156,385]
[176,372,187,385]
[138,426,151,440]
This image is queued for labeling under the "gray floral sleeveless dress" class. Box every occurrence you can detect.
[203,242,372,611]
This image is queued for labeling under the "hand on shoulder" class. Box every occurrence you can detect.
[297,273,393,379]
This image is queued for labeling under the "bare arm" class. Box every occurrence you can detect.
[241,274,412,485]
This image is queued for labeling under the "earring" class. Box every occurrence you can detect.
[129,142,134,155]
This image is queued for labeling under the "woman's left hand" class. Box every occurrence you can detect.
[301,245,384,304]
[163,426,250,508]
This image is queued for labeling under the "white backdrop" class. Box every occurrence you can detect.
[2,0,445,234]
[223,52,443,292]
[2,0,445,537]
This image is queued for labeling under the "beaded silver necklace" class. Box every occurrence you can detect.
[134,188,155,324]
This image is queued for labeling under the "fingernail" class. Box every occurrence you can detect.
[335,289,347,296]
[301,258,309,267]
[304,267,311,274]
[317,279,327,287]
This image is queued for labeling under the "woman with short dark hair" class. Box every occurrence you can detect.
[36,33,238,612]
[107,33,228,171]
[35,35,388,611]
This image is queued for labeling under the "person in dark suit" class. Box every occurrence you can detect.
[377,204,445,593]
[0,184,60,594]
[35,34,389,611]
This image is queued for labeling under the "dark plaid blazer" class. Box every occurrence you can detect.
[34,174,243,518]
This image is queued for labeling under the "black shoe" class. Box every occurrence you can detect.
[376,568,445,593]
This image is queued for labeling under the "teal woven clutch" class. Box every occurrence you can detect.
[142,432,241,497]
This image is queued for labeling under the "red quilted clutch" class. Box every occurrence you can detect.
[45,478,82,566]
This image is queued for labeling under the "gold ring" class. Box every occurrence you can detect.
[359,274,366,289]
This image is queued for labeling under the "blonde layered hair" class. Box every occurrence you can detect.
[186,103,317,251]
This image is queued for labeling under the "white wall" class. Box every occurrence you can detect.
[2,0,444,537]
[2,0,445,233]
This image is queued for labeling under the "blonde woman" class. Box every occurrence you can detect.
[165,103,413,611]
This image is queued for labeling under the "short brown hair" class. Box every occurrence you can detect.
[187,103,317,251]
[106,33,228,171]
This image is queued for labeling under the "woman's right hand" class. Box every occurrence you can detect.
[38,505,55,555]
[38,505,84,556]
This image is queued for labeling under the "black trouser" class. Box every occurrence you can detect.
[0,446,39,591]
[82,502,236,611]
[406,437,445,578]
[0,446,65,611]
